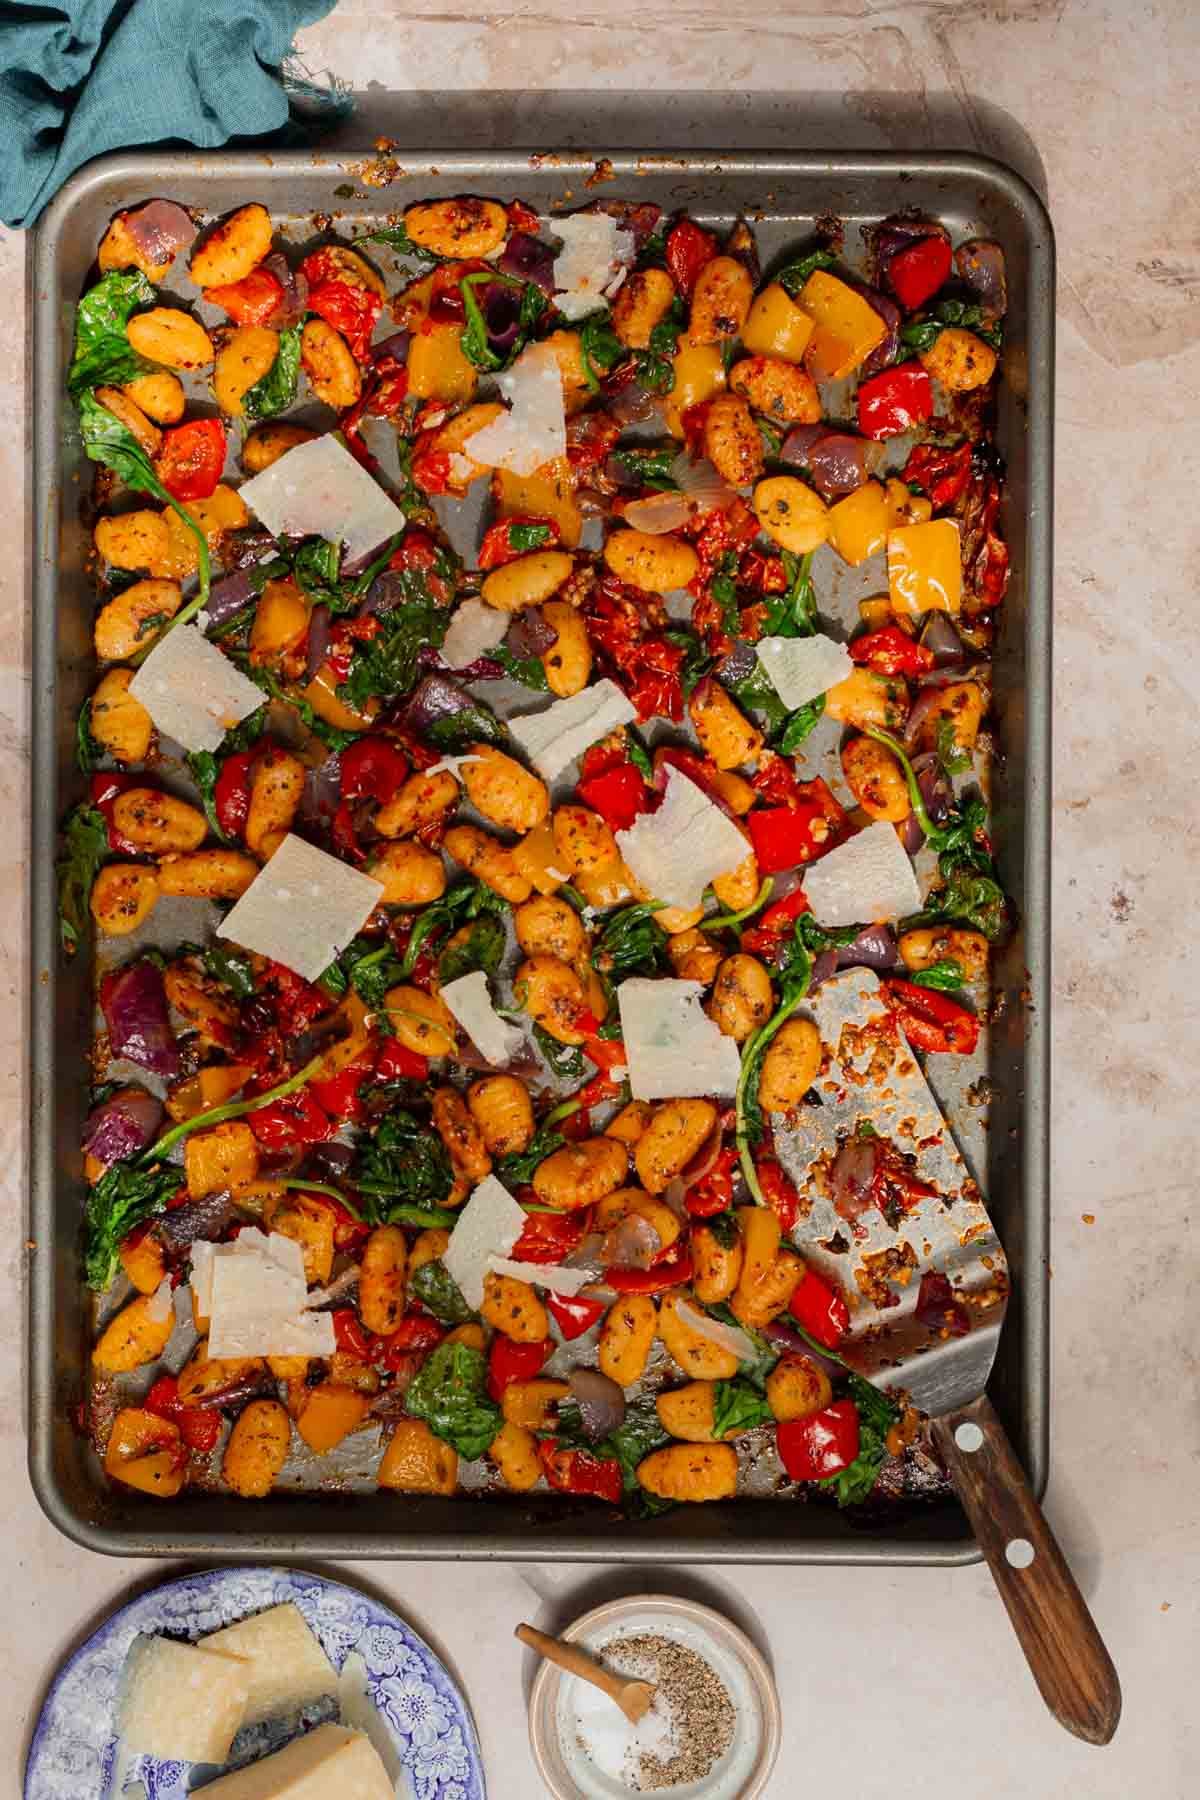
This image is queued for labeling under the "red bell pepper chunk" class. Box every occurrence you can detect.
[759,889,812,932]
[202,267,285,326]
[268,964,335,1036]
[755,1158,801,1233]
[477,516,560,568]
[746,803,831,875]
[143,1375,222,1454]
[604,1253,694,1295]
[379,1312,445,1358]
[849,624,934,680]
[375,1037,429,1083]
[309,1055,374,1124]
[486,1335,554,1401]
[884,978,980,1056]
[333,1308,376,1360]
[788,1265,851,1349]
[885,235,952,312]
[339,734,409,805]
[155,418,227,503]
[90,771,142,854]
[546,1290,605,1341]
[507,199,541,235]
[537,1439,623,1504]
[903,442,972,511]
[777,1400,861,1482]
[576,761,648,833]
[511,1207,593,1265]
[856,361,933,441]
[213,748,256,839]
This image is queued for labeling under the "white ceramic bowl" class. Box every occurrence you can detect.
[527,1594,781,1799]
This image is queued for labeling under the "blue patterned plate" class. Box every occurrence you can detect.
[25,1566,486,1800]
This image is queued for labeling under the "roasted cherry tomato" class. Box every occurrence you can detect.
[155,418,227,502]
[883,978,980,1056]
[849,625,934,679]
[665,219,717,299]
[143,1375,222,1454]
[213,748,256,839]
[884,234,952,312]
[477,516,560,568]
[201,267,284,326]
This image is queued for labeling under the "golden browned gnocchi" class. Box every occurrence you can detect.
[540,599,592,697]
[602,529,699,595]
[366,840,448,905]
[599,1293,658,1387]
[460,743,549,833]
[190,204,273,288]
[443,825,533,903]
[481,549,574,613]
[110,787,207,855]
[404,197,507,258]
[688,680,762,771]
[532,1137,628,1211]
[223,1399,291,1499]
[757,1017,823,1112]
[92,1292,175,1374]
[213,325,280,417]
[637,1441,738,1503]
[89,667,153,764]
[707,954,774,1043]
[841,735,911,822]
[467,1075,535,1156]
[432,1085,493,1185]
[241,421,316,472]
[687,256,754,346]
[91,863,159,935]
[156,848,259,899]
[127,307,214,370]
[634,1100,718,1194]
[515,894,587,964]
[482,1272,549,1342]
[702,393,764,488]
[301,317,362,408]
[378,1420,458,1494]
[359,1226,409,1336]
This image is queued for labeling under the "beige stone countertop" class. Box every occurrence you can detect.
[4,1,1197,1793]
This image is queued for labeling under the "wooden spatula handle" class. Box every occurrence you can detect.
[931,1393,1121,1744]
[516,1623,627,1702]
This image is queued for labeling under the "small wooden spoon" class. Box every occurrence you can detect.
[516,1623,656,1724]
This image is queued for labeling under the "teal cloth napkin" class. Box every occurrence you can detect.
[0,0,343,228]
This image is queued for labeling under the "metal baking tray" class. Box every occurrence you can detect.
[28,149,1053,1561]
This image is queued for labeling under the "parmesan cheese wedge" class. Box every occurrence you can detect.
[216,834,384,983]
[128,624,265,754]
[800,821,922,925]
[487,1256,594,1295]
[239,434,405,564]
[194,1723,393,1799]
[507,678,636,783]
[205,1230,335,1360]
[617,976,742,1102]
[461,342,566,475]
[198,1604,337,1726]
[442,1174,527,1310]
[439,595,509,669]
[755,632,853,710]
[117,1634,250,1765]
[616,767,748,910]
[439,970,524,1066]
[547,211,635,320]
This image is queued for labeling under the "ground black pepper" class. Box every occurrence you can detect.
[599,1631,735,1791]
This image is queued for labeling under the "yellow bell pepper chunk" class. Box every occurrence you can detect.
[884,476,933,530]
[797,271,887,380]
[665,343,726,437]
[406,321,478,403]
[828,480,888,566]
[887,519,963,616]
[741,283,814,363]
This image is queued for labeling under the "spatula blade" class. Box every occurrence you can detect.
[773,969,1009,1418]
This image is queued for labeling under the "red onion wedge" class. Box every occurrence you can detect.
[123,200,196,270]
[82,1086,164,1168]
[261,251,309,328]
[505,606,558,658]
[568,1367,627,1440]
[763,1320,844,1380]
[670,452,737,512]
[622,490,691,535]
[675,1299,757,1364]
[102,959,180,1081]
[600,1212,662,1270]
[954,239,1007,320]
[919,612,968,668]
[830,1135,881,1222]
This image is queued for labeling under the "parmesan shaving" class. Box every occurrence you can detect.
[238,433,405,563]
[616,767,748,910]
[546,211,635,320]
[127,624,264,754]
[216,834,384,983]
[486,1257,594,1295]
[439,970,524,1066]
[439,596,510,669]
[756,633,854,710]
[507,678,636,783]
[801,821,923,925]
[617,976,742,1102]
[442,1174,527,1310]
[461,342,566,475]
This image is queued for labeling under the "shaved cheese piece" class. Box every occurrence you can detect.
[756,633,854,710]
[216,833,383,982]
[199,1604,337,1725]
[442,1174,526,1310]
[207,1230,335,1359]
[117,1634,250,1764]
[547,211,635,320]
[440,970,524,1066]
[616,767,748,910]
[239,434,405,564]
[196,1724,394,1799]
[507,678,636,782]
[487,1257,594,1295]
[617,976,742,1102]
[462,342,566,475]
[440,596,509,669]
[423,753,482,777]
[801,821,922,925]
[337,1654,405,1790]
[128,624,264,754]
[145,1276,174,1325]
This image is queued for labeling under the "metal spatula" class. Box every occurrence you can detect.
[774,969,1121,1745]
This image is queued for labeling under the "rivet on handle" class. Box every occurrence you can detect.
[1005,1537,1036,1569]
[954,1422,984,1452]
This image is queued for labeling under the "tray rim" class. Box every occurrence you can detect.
[27,145,1054,1563]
